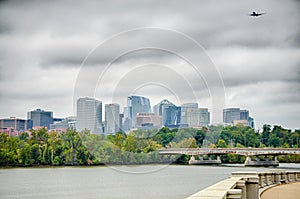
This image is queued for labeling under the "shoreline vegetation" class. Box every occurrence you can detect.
[0,162,189,169]
[1,162,299,170]
[0,125,299,167]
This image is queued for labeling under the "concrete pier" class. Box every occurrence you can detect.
[244,156,279,167]
[188,155,222,165]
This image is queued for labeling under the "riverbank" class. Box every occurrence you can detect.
[0,162,188,169]
[2,162,300,169]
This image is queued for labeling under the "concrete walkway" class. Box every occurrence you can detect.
[260,182,300,199]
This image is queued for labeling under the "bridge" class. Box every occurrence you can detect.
[158,148,300,166]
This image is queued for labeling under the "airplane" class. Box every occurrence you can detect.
[249,11,266,17]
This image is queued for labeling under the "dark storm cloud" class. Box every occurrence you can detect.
[0,0,299,128]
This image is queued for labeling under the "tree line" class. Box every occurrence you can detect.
[0,124,299,166]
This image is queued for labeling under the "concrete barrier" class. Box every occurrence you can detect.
[185,170,300,199]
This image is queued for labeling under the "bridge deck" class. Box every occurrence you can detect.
[158,148,300,156]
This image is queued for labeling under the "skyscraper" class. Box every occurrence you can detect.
[153,99,175,116]
[122,107,130,131]
[119,113,124,132]
[76,97,102,134]
[198,108,210,127]
[105,103,120,135]
[223,108,241,124]
[240,110,249,120]
[223,108,254,128]
[126,96,151,128]
[27,108,53,129]
[154,99,181,128]
[163,105,181,128]
[182,107,210,127]
[248,117,255,129]
[180,103,198,126]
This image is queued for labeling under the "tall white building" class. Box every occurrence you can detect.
[185,107,210,127]
[181,103,198,126]
[105,103,120,135]
[198,108,210,127]
[76,97,102,134]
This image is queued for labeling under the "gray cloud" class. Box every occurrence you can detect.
[210,47,300,86]
[0,0,299,129]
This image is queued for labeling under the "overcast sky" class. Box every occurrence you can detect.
[0,0,299,130]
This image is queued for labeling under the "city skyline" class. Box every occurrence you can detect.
[0,95,292,131]
[0,1,299,130]
[1,95,257,131]
[1,95,254,132]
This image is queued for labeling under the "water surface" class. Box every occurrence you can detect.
[0,164,299,199]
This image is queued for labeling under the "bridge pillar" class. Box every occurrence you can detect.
[244,156,279,167]
[189,155,221,165]
[190,155,195,161]
[199,155,203,160]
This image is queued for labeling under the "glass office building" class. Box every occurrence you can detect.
[105,103,120,135]
[180,103,199,126]
[154,99,181,128]
[27,109,53,129]
[223,108,241,124]
[162,105,181,128]
[76,97,102,134]
[223,108,254,128]
[126,96,151,128]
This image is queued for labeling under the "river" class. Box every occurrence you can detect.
[0,164,299,199]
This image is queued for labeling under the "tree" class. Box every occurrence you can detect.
[61,128,83,165]
[168,138,198,148]
[30,144,41,164]
[244,128,259,147]
[19,132,29,141]
[216,139,227,148]
[268,134,281,147]
[261,124,271,145]
[152,127,176,147]
[1,125,299,166]
[123,134,138,153]
[48,131,63,165]
[194,129,206,147]
[142,140,162,153]
[17,141,31,166]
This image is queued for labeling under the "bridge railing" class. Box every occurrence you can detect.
[185,170,300,199]
[158,148,300,156]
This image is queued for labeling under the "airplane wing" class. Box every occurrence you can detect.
[258,12,266,15]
